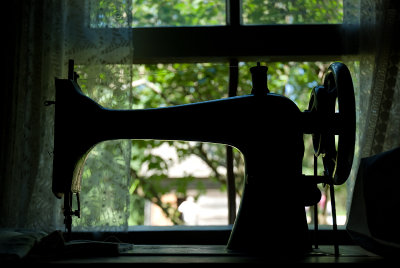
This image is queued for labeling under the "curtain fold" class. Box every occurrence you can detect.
[346,0,400,211]
[359,0,399,157]
[0,0,68,231]
[0,0,135,232]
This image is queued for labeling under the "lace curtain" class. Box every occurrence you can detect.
[0,0,135,232]
[346,0,400,209]
[1,0,399,232]
[358,0,399,157]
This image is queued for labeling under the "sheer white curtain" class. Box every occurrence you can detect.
[1,0,67,232]
[1,0,399,232]
[359,0,399,156]
[0,0,134,232]
[346,0,400,211]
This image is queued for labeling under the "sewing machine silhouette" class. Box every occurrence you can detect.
[51,60,355,256]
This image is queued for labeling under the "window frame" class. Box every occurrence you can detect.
[76,0,359,64]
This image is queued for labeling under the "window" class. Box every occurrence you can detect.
[70,0,360,231]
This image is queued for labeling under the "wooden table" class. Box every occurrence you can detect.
[36,244,386,264]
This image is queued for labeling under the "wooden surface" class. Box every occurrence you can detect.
[37,244,387,264]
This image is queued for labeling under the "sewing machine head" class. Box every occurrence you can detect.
[51,60,355,255]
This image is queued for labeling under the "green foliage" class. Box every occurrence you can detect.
[90,0,226,27]
[242,0,343,24]
[90,0,343,27]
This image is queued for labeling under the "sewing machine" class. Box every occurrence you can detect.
[50,60,355,256]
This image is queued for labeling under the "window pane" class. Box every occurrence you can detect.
[242,0,344,25]
[238,61,329,111]
[74,139,243,228]
[89,0,226,28]
[75,63,229,109]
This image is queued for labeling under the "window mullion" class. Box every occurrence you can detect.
[226,0,242,26]
[226,59,239,224]
[226,1,241,223]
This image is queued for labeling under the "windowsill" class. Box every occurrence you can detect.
[65,224,353,246]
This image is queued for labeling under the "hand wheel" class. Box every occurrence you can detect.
[308,62,356,185]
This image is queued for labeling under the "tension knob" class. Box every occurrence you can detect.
[250,62,270,95]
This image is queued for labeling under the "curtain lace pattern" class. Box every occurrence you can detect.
[346,0,400,210]
[1,0,135,232]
